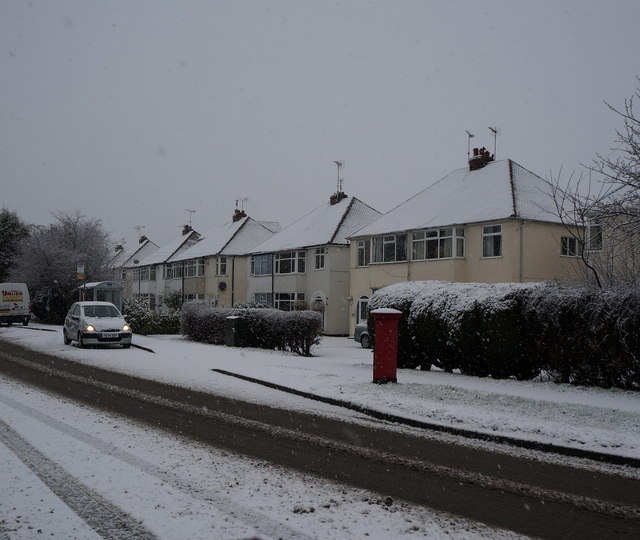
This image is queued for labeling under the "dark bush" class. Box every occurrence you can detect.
[180,303,322,356]
[370,281,640,389]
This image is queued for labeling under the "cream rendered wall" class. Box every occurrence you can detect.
[348,220,583,331]
[201,256,249,307]
[314,246,350,335]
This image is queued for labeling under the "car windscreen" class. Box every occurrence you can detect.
[83,305,121,318]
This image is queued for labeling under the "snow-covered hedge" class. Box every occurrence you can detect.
[181,303,322,356]
[368,281,640,389]
[122,299,180,335]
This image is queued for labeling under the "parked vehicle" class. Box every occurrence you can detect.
[353,322,371,349]
[0,283,31,326]
[63,301,132,348]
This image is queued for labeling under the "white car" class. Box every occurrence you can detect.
[63,301,132,348]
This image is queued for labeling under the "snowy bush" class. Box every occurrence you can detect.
[122,299,180,335]
[369,281,640,389]
[180,303,234,344]
[180,304,322,356]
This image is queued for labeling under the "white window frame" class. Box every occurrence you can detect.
[482,224,502,258]
[253,292,273,306]
[185,259,197,278]
[274,292,305,311]
[172,262,183,279]
[357,239,370,267]
[412,227,465,260]
[371,234,407,263]
[275,251,306,274]
[251,254,273,276]
[315,247,326,270]
[216,257,227,276]
[561,236,580,257]
[587,222,603,252]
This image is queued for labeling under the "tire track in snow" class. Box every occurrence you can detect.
[4,354,640,523]
[0,418,156,540]
[0,391,314,540]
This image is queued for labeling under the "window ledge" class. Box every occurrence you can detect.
[480,256,503,260]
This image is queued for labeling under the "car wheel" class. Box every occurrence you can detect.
[77,333,85,348]
[22,319,29,326]
[63,329,71,345]
[360,334,371,349]
[122,344,130,349]
[6,321,12,327]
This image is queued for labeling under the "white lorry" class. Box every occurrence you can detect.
[0,283,31,326]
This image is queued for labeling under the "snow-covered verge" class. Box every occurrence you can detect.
[1,324,639,464]
[1,375,519,539]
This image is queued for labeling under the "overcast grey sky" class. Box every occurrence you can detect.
[2,0,639,247]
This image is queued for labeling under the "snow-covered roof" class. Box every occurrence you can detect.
[133,230,200,267]
[351,159,561,238]
[168,217,279,261]
[110,239,159,268]
[250,196,381,253]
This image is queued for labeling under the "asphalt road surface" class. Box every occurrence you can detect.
[1,339,639,539]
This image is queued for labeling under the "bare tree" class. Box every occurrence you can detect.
[12,210,113,323]
[547,79,640,288]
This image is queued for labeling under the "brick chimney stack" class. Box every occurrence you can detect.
[233,209,247,222]
[468,147,494,171]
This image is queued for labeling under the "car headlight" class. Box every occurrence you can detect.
[122,324,131,332]
[85,325,96,332]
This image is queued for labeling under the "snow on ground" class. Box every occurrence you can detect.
[2,323,640,463]
[0,375,518,539]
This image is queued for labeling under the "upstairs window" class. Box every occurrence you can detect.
[275,251,306,274]
[482,225,502,258]
[251,254,273,275]
[216,257,227,276]
[185,259,197,277]
[357,239,370,267]
[315,247,326,270]
[371,234,407,263]
[588,222,603,251]
[412,227,465,260]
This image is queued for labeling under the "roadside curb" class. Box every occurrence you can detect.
[132,343,155,353]
[212,368,640,469]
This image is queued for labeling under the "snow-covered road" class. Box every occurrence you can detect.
[0,374,518,539]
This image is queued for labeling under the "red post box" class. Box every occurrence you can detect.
[371,308,402,384]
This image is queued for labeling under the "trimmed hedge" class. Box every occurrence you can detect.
[122,299,180,335]
[181,303,322,357]
[368,281,640,389]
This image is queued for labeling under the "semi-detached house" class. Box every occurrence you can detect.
[347,151,583,331]
[166,210,280,308]
[246,192,381,335]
